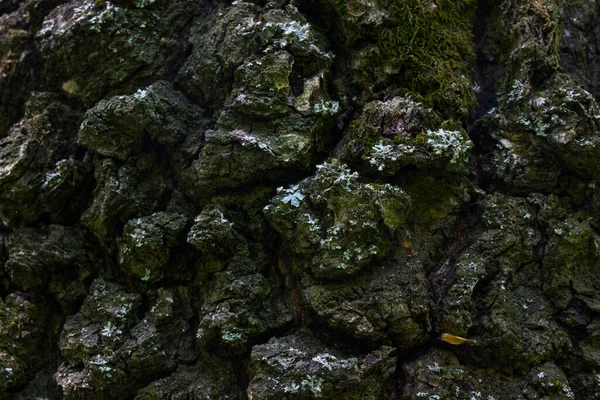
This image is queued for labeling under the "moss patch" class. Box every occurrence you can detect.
[332,0,478,117]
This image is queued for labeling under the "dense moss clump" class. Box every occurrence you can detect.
[328,0,477,117]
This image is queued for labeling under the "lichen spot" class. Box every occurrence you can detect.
[62,80,79,94]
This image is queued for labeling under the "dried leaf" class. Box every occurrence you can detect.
[440,333,476,345]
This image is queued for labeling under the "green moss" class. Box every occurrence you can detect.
[388,0,476,114]
[333,0,477,117]
[401,174,467,233]
[502,0,561,74]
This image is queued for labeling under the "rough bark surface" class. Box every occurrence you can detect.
[1,0,600,398]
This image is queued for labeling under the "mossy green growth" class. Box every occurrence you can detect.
[400,173,469,233]
[496,0,561,81]
[386,0,477,115]
[333,0,478,117]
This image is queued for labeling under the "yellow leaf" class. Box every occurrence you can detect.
[440,333,476,345]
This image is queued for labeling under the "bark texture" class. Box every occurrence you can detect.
[1,0,600,398]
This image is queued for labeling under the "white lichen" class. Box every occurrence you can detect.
[313,101,339,116]
[100,321,119,337]
[301,375,323,397]
[312,353,338,371]
[425,128,471,164]
[221,330,242,342]
[427,362,441,372]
